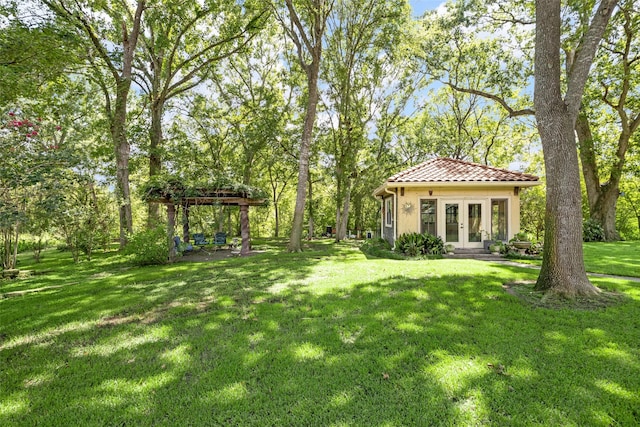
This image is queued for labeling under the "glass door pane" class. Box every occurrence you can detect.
[445,203,459,242]
[491,200,507,241]
[468,203,482,242]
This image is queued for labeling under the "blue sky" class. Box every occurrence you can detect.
[408,0,446,17]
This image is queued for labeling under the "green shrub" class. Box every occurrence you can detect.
[511,231,532,242]
[489,242,503,253]
[583,218,605,242]
[423,233,445,255]
[396,233,444,256]
[125,226,169,266]
[360,238,405,259]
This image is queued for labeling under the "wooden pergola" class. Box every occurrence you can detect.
[144,183,267,262]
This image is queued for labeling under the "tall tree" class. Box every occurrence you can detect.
[0,110,74,269]
[419,0,617,296]
[576,0,640,240]
[273,0,333,252]
[42,0,146,247]
[323,0,415,241]
[534,0,616,296]
[135,0,266,226]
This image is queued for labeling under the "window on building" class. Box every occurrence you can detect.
[421,199,437,235]
[385,197,393,227]
[491,199,508,241]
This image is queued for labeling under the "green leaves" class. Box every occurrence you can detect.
[0,16,82,104]
[140,173,269,202]
[395,232,444,256]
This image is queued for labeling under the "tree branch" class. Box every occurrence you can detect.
[284,0,314,55]
[443,81,535,117]
[565,0,618,116]
[42,0,120,80]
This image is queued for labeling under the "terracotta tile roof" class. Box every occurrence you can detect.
[388,158,539,183]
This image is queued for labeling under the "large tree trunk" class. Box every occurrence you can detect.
[307,174,314,240]
[11,221,19,270]
[112,80,134,247]
[591,189,621,240]
[334,168,343,241]
[576,110,622,240]
[272,179,280,238]
[288,70,320,251]
[147,99,163,228]
[533,0,614,297]
[243,151,254,186]
[274,202,280,238]
[335,179,351,241]
[340,184,351,238]
[115,2,145,248]
[353,192,363,236]
[535,112,595,296]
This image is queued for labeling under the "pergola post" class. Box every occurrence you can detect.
[182,204,190,243]
[167,203,176,263]
[240,203,250,256]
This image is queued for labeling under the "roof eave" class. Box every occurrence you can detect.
[375,180,540,195]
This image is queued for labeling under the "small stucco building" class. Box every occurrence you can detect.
[373,158,540,249]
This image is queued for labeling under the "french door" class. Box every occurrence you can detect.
[442,200,485,249]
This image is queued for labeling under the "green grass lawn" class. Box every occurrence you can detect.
[504,241,640,279]
[1,241,639,426]
[583,241,640,278]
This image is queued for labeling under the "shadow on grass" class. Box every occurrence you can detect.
[1,247,639,425]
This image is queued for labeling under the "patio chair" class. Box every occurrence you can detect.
[173,236,193,253]
[213,232,227,250]
[193,233,209,247]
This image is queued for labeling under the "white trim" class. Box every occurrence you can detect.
[379,197,384,240]
[374,180,540,197]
